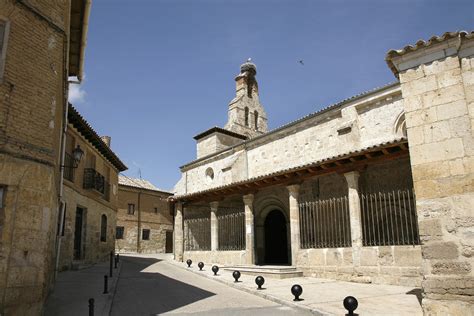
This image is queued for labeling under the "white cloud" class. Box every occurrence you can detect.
[68,83,86,104]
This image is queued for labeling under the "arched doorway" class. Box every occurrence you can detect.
[264,209,289,264]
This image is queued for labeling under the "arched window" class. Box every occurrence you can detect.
[244,107,249,126]
[100,214,107,242]
[394,113,407,137]
[254,111,259,130]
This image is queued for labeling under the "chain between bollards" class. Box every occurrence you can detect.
[109,251,113,277]
[88,298,94,316]
[103,275,108,294]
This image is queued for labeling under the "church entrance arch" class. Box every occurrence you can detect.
[264,209,289,264]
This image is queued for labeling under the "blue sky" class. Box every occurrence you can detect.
[70,0,474,191]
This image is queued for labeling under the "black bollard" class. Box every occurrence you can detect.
[212,265,219,276]
[186,259,192,268]
[198,262,204,271]
[117,253,120,263]
[103,275,108,294]
[291,284,303,301]
[109,251,113,277]
[255,276,265,290]
[114,256,118,269]
[88,298,94,316]
[233,270,241,283]
[343,296,359,316]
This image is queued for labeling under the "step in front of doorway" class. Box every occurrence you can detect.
[222,266,304,279]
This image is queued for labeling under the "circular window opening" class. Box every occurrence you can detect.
[205,167,215,182]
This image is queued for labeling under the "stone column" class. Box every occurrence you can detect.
[210,201,219,251]
[344,171,362,267]
[243,194,255,265]
[387,35,474,314]
[287,184,300,266]
[174,202,184,262]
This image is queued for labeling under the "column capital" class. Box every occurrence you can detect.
[243,193,254,204]
[344,171,360,188]
[210,201,219,210]
[286,184,300,198]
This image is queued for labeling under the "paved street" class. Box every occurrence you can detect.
[46,254,423,315]
[109,255,311,315]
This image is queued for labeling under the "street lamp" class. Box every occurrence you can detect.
[61,145,84,169]
[71,145,84,167]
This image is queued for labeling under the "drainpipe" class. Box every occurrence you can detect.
[137,191,142,253]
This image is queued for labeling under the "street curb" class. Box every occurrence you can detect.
[167,261,331,316]
[104,259,123,316]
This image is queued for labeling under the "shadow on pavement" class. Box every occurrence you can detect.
[111,256,215,316]
[406,288,423,306]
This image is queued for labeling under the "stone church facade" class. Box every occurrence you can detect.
[173,31,474,314]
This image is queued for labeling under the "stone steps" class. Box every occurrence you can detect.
[223,265,304,279]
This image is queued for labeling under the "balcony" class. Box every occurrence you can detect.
[83,168,110,201]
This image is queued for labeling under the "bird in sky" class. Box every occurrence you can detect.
[298,60,304,65]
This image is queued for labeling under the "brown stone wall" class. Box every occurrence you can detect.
[395,43,474,313]
[59,124,121,270]
[60,185,116,269]
[116,186,173,254]
[0,0,71,314]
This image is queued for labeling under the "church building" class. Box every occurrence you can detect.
[173,32,474,314]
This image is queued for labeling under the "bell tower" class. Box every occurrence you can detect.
[225,59,268,138]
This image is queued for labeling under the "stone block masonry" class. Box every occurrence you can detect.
[0,0,71,314]
[388,32,474,314]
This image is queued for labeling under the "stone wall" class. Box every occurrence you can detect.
[389,34,474,314]
[116,186,173,254]
[60,185,116,269]
[0,1,70,314]
[297,246,421,287]
[176,84,404,195]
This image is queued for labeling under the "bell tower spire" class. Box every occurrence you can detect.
[225,59,268,138]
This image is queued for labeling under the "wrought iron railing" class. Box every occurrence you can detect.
[63,152,75,182]
[217,210,245,251]
[299,196,352,249]
[360,188,420,246]
[83,168,109,201]
[184,216,211,251]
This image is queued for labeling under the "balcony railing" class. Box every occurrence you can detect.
[83,168,110,201]
[63,153,75,182]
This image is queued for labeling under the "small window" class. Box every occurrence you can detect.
[244,107,249,126]
[154,207,158,214]
[116,226,124,239]
[100,214,107,242]
[205,167,214,182]
[128,203,135,215]
[142,229,150,240]
[0,19,10,83]
[254,110,259,130]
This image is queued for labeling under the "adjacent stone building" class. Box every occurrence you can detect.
[0,1,91,314]
[58,104,127,270]
[116,176,173,254]
[173,32,474,314]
